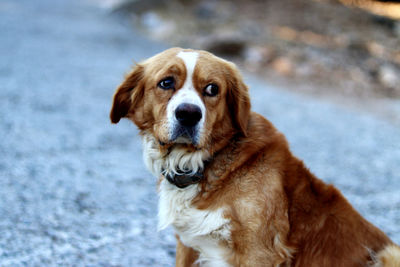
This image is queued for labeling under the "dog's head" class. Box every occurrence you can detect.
[110,48,250,151]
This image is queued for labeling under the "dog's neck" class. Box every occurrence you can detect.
[141,133,210,186]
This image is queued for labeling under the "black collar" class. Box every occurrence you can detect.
[164,169,204,189]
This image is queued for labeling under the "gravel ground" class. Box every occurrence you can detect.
[0,0,399,266]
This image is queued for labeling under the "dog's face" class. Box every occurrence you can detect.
[110,48,250,150]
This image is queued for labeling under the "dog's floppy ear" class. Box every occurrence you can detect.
[226,64,251,136]
[110,64,145,124]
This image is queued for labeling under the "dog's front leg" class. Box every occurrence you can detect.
[175,236,199,267]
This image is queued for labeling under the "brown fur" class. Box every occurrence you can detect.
[110,48,398,266]
[176,236,200,267]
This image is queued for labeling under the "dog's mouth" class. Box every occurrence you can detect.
[157,126,202,150]
[170,124,200,145]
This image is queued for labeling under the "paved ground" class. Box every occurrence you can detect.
[0,0,399,266]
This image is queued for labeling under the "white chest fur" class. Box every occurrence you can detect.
[141,133,231,266]
[158,180,232,267]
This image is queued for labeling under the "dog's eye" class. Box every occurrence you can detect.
[158,77,175,90]
[204,84,219,97]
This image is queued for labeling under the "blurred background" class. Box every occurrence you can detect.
[0,0,399,266]
[113,0,400,119]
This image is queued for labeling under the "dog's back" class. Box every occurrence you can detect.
[282,149,397,266]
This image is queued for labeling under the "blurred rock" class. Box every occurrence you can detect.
[295,62,316,78]
[349,68,368,87]
[112,0,166,14]
[244,46,274,70]
[95,0,125,9]
[371,15,396,30]
[244,47,263,69]
[240,21,262,39]
[194,1,235,24]
[378,64,400,90]
[366,41,386,59]
[271,57,293,76]
[347,40,370,57]
[141,12,162,29]
[140,12,175,40]
[194,1,217,20]
[395,21,400,38]
[200,33,247,57]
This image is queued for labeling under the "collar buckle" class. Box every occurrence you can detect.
[164,169,204,188]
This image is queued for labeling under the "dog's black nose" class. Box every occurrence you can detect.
[175,103,202,127]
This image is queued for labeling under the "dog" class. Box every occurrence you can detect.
[110,48,400,266]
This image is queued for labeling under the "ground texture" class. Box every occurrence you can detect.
[0,0,399,266]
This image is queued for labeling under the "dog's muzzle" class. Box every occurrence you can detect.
[171,103,202,143]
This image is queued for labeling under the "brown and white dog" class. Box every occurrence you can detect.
[110,48,400,267]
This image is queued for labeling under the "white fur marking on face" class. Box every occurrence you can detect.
[166,51,206,143]
[177,51,198,78]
